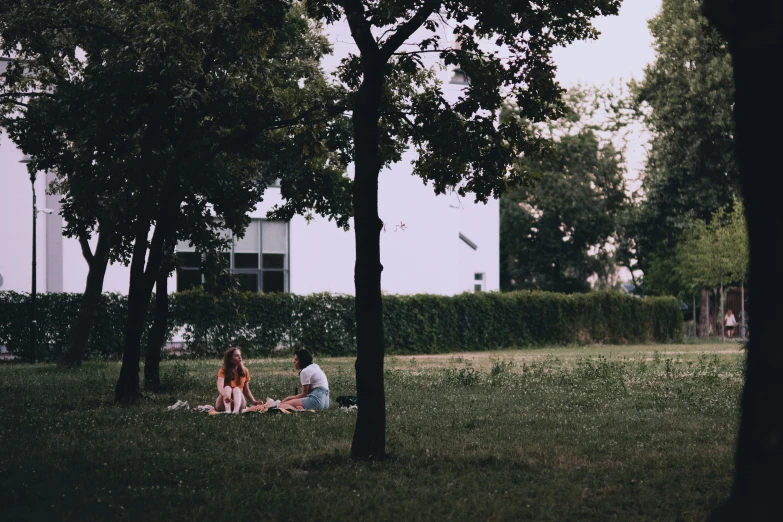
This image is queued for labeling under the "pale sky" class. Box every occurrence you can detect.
[551,0,662,88]
[550,0,663,193]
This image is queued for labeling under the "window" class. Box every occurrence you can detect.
[474,273,485,293]
[175,219,289,293]
[176,252,202,292]
[260,220,288,293]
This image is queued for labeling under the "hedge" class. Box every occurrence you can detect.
[0,289,682,361]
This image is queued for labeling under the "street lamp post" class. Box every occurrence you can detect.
[19,154,37,363]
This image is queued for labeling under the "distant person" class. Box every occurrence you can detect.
[724,309,737,338]
[215,347,261,413]
[274,349,330,411]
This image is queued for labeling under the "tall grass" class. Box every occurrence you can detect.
[0,348,741,521]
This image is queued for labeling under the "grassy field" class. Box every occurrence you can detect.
[0,344,743,521]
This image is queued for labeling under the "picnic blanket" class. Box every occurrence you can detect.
[240,404,316,414]
[166,400,318,414]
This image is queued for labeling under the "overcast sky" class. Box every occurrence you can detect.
[548,0,663,191]
[552,0,662,88]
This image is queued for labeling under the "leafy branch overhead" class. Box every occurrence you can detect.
[0,0,354,249]
[306,0,622,202]
[0,0,358,397]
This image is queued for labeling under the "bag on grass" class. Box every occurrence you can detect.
[336,396,358,408]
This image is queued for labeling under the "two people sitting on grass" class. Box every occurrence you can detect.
[215,347,330,413]
[215,347,262,414]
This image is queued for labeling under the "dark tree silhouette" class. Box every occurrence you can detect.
[703,0,783,519]
[307,0,622,460]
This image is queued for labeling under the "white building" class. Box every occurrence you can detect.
[0,25,499,298]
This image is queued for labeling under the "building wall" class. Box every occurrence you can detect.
[251,153,499,296]
[0,132,48,293]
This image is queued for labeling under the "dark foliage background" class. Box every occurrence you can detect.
[1,290,682,361]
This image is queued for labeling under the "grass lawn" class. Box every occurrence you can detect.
[0,344,742,521]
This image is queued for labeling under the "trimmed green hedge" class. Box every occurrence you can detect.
[0,289,682,361]
[0,291,128,361]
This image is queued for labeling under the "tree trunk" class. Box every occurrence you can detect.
[718,279,726,343]
[740,279,745,338]
[144,258,171,392]
[699,288,710,338]
[60,231,112,367]
[693,293,696,338]
[350,70,387,461]
[115,208,179,403]
[704,1,783,519]
[115,218,154,403]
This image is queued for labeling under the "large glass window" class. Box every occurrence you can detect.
[175,219,289,293]
[176,251,202,292]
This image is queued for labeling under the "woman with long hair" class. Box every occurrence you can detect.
[724,308,737,338]
[215,347,261,413]
[273,349,330,411]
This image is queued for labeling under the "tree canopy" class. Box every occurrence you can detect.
[0,0,353,397]
[676,198,748,293]
[501,86,629,293]
[303,0,622,459]
[629,0,738,296]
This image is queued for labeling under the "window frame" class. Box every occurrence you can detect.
[175,218,290,293]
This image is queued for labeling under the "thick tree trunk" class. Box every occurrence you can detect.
[704,1,783,519]
[144,261,170,392]
[350,71,387,461]
[115,210,178,403]
[699,288,710,338]
[60,232,112,367]
[115,218,154,403]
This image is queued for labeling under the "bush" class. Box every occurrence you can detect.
[0,290,682,361]
[0,291,127,361]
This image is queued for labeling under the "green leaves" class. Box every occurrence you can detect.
[0,0,353,265]
[0,289,683,361]
[630,0,739,295]
[501,86,629,293]
[675,198,748,292]
[312,0,622,202]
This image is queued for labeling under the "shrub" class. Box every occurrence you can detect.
[0,290,682,361]
[0,291,128,361]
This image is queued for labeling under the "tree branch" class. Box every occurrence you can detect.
[380,1,440,61]
[392,49,480,57]
[189,101,347,166]
[44,21,137,52]
[338,0,380,58]
[0,91,56,100]
[78,231,95,265]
